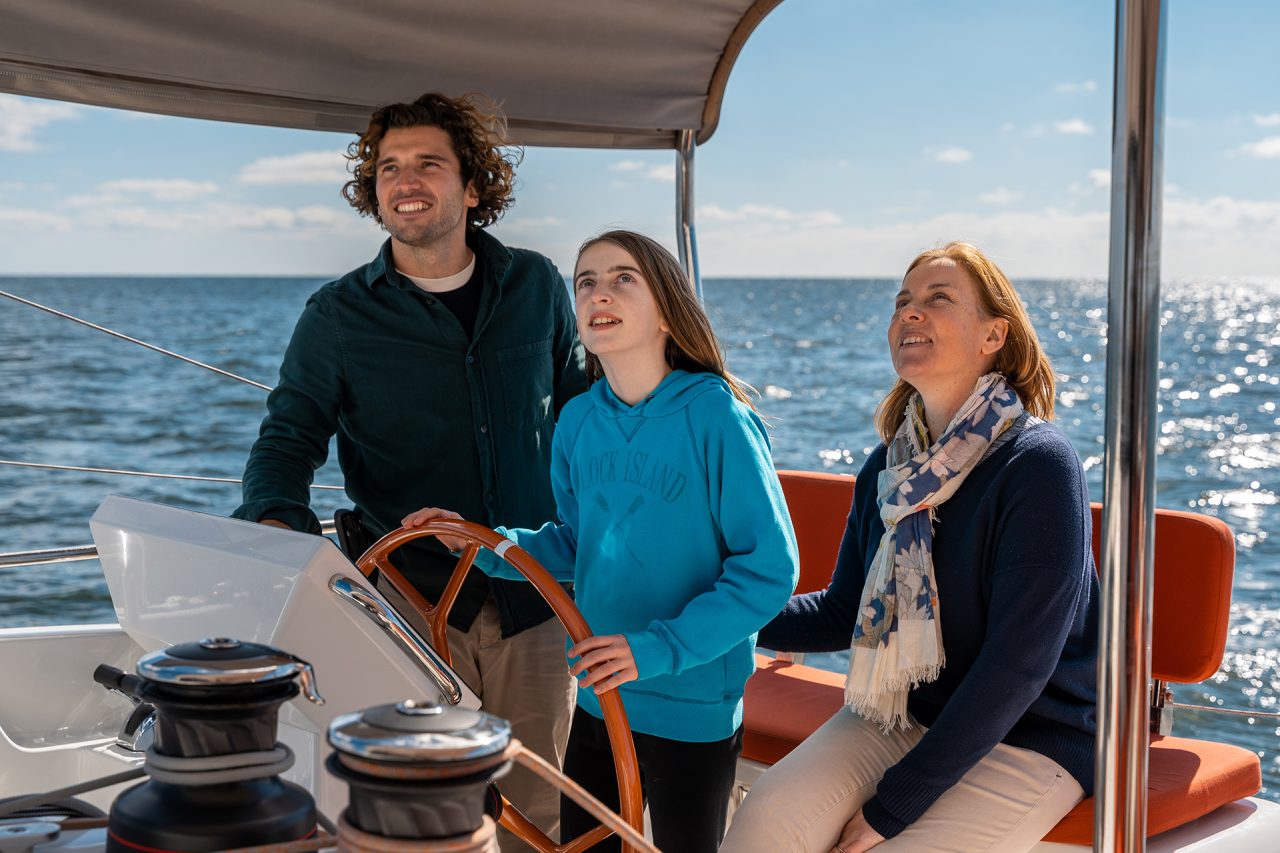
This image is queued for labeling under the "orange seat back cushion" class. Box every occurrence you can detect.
[764,470,1259,842]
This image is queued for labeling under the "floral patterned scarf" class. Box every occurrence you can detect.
[845,373,1024,730]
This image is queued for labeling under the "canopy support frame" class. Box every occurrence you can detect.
[675,129,702,297]
[1096,0,1168,850]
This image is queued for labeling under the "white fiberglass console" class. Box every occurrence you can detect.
[90,495,480,815]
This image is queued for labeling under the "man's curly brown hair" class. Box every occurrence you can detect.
[341,92,521,229]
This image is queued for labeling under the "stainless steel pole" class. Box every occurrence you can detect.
[1096,1,1167,850]
[675,129,702,297]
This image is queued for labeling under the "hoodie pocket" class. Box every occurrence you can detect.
[629,656,729,705]
[498,336,553,429]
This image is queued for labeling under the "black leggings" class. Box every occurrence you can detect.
[559,706,744,853]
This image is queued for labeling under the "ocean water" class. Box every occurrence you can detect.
[1,275,1277,799]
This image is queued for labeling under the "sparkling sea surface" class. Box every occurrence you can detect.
[1,275,1277,799]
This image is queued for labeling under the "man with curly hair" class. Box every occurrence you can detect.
[233,92,587,846]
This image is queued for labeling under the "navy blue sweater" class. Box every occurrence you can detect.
[759,421,1098,839]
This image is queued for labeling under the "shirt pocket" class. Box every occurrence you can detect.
[498,336,554,429]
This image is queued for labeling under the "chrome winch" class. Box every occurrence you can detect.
[326,699,514,852]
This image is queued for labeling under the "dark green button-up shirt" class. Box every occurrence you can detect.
[233,230,587,635]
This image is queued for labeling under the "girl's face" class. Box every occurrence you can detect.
[573,241,670,365]
[888,258,1007,394]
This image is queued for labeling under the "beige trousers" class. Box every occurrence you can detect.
[721,708,1084,853]
[375,576,575,851]
[444,600,576,852]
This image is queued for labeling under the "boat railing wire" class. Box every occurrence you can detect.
[0,288,273,391]
[0,288,344,570]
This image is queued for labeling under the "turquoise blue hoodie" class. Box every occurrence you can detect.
[477,369,798,742]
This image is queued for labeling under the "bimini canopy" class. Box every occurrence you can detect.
[0,0,781,149]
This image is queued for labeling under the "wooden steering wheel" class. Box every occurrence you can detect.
[355,520,645,853]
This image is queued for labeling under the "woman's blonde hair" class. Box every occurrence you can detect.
[576,230,756,409]
[874,241,1055,443]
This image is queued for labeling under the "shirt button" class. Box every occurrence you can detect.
[484,493,493,503]
[480,424,489,434]
[467,355,475,364]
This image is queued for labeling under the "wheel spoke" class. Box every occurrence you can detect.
[352,519,644,852]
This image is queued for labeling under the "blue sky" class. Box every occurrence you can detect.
[0,0,1277,279]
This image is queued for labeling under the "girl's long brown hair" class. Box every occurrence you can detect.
[874,241,1055,443]
[577,231,757,410]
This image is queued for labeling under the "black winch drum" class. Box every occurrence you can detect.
[105,637,321,852]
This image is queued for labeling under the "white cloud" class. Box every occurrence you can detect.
[0,206,73,232]
[0,94,80,152]
[238,151,350,185]
[979,188,1021,205]
[61,201,358,233]
[1164,195,1280,231]
[607,159,674,182]
[1055,80,1098,94]
[1055,119,1095,135]
[699,203,842,228]
[698,208,1108,277]
[647,163,675,183]
[1241,136,1280,159]
[696,192,1280,278]
[99,179,219,201]
[1088,169,1111,189]
[933,147,972,164]
[1253,114,1280,127]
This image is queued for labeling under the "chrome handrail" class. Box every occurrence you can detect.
[0,520,339,570]
[327,574,464,706]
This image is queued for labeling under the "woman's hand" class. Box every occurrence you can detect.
[568,635,638,694]
[401,507,466,551]
[830,808,885,853]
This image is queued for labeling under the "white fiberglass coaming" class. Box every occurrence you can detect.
[100,496,481,818]
[4,496,481,821]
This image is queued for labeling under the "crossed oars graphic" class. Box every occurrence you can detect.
[593,492,647,566]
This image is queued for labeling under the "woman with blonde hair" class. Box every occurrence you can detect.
[723,242,1098,852]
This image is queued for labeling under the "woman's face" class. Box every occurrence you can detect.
[888,258,1008,394]
[573,241,670,364]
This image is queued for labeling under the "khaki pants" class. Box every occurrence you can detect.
[374,577,575,851]
[721,708,1084,853]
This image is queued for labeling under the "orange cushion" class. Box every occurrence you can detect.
[1043,734,1261,843]
[1087,506,1234,684]
[742,655,845,766]
[777,470,855,596]
[777,470,1236,685]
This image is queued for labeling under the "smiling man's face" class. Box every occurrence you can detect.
[373,125,478,251]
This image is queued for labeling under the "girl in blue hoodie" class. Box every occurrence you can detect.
[404,230,798,853]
